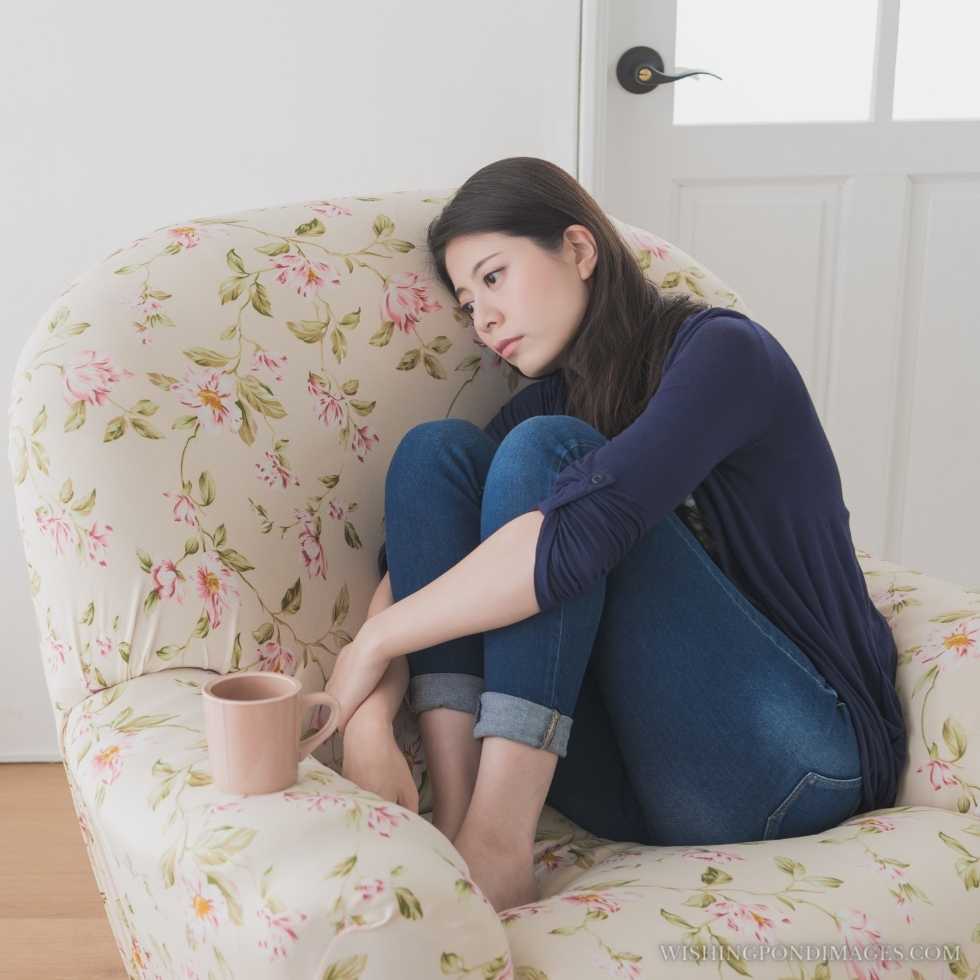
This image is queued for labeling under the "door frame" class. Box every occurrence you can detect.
[577,0,610,200]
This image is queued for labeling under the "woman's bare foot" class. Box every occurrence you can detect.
[452,824,540,913]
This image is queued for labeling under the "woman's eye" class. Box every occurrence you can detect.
[460,269,502,317]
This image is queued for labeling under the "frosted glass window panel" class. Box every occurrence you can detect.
[893,0,980,120]
[673,0,878,125]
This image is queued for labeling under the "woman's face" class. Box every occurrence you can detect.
[445,225,597,378]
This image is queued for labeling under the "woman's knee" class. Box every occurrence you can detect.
[386,418,484,484]
[492,415,605,470]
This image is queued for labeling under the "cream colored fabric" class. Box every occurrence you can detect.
[9,189,979,976]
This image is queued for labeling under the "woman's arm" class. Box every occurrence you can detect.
[344,573,410,731]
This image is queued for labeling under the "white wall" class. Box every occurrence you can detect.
[1,0,582,760]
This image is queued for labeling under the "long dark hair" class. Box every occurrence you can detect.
[424,156,712,438]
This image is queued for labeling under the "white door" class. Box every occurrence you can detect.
[580,0,980,588]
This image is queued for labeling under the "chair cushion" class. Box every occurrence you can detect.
[64,668,975,978]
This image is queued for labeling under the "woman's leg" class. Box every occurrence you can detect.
[579,503,863,845]
[382,420,497,841]
[382,417,645,856]
[444,414,645,872]
[465,413,862,849]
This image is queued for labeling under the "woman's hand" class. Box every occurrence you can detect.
[322,633,390,737]
[342,715,420,813]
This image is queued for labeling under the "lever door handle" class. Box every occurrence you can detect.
[616,45,722,94]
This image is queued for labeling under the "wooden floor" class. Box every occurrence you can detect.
[0,763,127,980]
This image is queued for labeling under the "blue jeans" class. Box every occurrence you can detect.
[383,416,863,846]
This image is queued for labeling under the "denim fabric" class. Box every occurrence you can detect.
[382,416,863,846]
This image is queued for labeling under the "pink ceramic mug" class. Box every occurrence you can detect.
[202,671,341,795]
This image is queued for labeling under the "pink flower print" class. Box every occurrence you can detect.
[918,619,979,668]
[271,252,342,298]
[163,491,199,527]
[96,635,113,658]
[855,816,896,833]
[536,844,571,873]
[36,509,78,555]
[679,847,745,864]
[135,289,163,318]
[282,788,349,812]
[251,350,288,383]
[892,881,915,927]
[308,373,345,427]
[90,742,127,786]
[311,201,353,218]
[183,871,228,946]
[917,758,958,792]
[256,450,299,490]
[590,947,641,979]
[624,227,671,262]
[173,366,243,434]
[62,350,134,406]
[119,288,166,345]
[298,523,326,579]
[354,878,387,902]
[78,809,95,848]
[84,521,113,567]
[256,904,309,961]
[130,936,151,973]
[840,908,881,944]
[351,423,380,462]
[839,909,903,978]
[257,640,297,675]
[207,800,244,815]
[45,635,72,672]
[166,226,201,249]
[328,500,344,520]
[381,271,443,333]
[498,903,546,924]
[366,803,410,838]
[194,551,240,629]
[707,898,790,942]
[69,713,91,743]
[152,559,185,603]
[889,888,912,926]
[561,890,623,916]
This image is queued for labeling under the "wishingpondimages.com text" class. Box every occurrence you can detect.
[658,942,961,965]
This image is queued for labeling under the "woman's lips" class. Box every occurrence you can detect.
[499,336,521,357]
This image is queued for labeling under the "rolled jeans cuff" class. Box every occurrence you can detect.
[472,691,573,758]
[408,672,484,716]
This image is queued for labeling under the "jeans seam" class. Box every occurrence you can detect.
[667,513,836,698]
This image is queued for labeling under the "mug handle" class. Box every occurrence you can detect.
[298,692,343,760]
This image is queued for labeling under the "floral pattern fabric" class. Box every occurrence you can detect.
[9,189,980,976]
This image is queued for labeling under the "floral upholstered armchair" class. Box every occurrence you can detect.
[8,187,980,978]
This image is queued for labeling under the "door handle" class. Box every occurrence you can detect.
[616,45,722,94]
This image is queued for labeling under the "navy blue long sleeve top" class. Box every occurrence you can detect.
[378,307,906,814]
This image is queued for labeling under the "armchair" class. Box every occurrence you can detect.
[9,188,979,977]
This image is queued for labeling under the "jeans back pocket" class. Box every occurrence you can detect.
[763,769,863,841]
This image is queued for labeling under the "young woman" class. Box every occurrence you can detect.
[333,156,906,914]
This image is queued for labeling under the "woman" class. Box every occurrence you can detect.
[328,156,906,914]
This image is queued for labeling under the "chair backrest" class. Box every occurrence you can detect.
[7,188,750,768]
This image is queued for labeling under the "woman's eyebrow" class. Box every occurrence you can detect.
[454,251,503,299]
